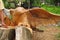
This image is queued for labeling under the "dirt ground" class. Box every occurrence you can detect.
[32,26,60,40]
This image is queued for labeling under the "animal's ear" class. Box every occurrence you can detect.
[29,8,41,18]
[29,8,51,18]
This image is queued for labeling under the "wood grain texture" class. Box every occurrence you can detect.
[0,28,15,40]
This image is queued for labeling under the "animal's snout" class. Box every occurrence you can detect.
[18,23,30,28]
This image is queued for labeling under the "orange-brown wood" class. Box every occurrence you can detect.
[0,7,60,28]
[10,7,60,29]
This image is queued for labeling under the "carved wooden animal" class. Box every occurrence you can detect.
[1,7,60,29]
[10,7,60,30]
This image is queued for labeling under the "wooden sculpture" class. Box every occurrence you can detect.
[0,7,60,30]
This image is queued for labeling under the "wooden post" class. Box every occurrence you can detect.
[16,26,32,40]
[0,27,15,40]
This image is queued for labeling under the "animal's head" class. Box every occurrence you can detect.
[10,7,29,26]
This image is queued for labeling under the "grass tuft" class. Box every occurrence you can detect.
[42,5,60,15]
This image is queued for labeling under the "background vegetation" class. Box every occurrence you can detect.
[2,0,60,14]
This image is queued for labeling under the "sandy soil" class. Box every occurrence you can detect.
[32,26,60,40]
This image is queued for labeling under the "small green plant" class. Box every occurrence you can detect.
[42,5,60,15]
